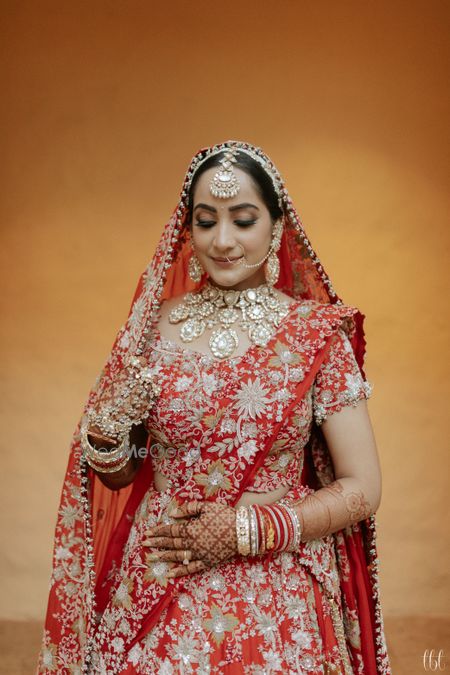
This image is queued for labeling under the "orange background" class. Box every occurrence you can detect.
[1,0,449,624]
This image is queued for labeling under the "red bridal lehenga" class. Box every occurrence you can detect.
[37,141,391,674]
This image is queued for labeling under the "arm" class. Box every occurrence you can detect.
[82,353,159,490]
[89,422,149,491]
[292,397,381,541]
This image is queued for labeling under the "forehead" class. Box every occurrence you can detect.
[192,166,262,208]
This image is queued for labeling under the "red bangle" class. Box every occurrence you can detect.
[258,503,297,553]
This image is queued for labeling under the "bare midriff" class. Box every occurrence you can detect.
[153,469,291,507]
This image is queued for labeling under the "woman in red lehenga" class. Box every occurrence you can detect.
[37,140,391,674]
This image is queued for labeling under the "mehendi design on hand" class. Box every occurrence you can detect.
[184,501,238,567]
[345,491,372,523]
[292,479,373,541]
[143,501,238,578]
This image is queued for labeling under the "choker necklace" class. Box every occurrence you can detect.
[168,281,292,359]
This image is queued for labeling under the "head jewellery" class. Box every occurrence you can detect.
[209,146,241,199]
[184,140,285,212]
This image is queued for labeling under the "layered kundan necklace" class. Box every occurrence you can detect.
[168,280,292,359]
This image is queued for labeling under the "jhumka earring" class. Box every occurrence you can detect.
[264,219,283,286]
[188,247,204,283]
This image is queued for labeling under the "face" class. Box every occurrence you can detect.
[190,167,275,291]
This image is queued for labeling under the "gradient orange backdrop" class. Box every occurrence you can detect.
[0,0,449,625]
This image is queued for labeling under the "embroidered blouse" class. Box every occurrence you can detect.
[142,309,372,495]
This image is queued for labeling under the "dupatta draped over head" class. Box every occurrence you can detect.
[38,141,390,674]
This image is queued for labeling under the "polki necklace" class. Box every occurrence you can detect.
[168,280,292,359]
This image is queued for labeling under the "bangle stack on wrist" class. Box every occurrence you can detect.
[80,418,131,473]
[79,353,161,474]
[236,502,302,557]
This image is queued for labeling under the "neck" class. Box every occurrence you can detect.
[206,279,272,293]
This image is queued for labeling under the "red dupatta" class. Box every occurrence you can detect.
[37,141,390,674]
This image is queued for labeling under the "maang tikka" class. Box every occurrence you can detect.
[189,148,240,283]
[209,146,241,199]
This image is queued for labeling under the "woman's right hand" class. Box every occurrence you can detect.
[87,425,118,451]
[87,423,149,490]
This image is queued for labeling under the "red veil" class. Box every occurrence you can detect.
[37,141,391,673]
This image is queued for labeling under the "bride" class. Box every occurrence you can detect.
[38,140,391,674]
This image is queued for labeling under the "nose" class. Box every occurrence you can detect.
[213,220,236,252]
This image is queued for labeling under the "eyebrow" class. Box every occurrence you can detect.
[193,202,260,213]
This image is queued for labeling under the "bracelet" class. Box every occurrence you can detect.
[263,507,276,550]
[80,417,131,473]
[248,504,259,556]
[255,505,265,555]
[235,506,251,556]
[235,501,302,557]
[281,502,302,551]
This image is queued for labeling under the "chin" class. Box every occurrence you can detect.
[206,270,265,290]
[207,273,244,288]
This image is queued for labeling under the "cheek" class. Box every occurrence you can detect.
[191,229,211,252]
[244,227,272,250]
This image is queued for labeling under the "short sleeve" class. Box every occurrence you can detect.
[312,328,373,426]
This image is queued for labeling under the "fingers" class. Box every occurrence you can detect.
[144,522,187,539]
[142,536,185,549]
[144,502,201,538]
[143,501,204,552]
[166,560,208,578]
[169,500,203,518]
[146,549,193,564]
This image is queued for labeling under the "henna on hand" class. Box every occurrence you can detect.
[292,479,373,542]
[143,500,238,578]
[184,501,238,566]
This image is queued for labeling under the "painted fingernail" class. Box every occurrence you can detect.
[147,553,160,561]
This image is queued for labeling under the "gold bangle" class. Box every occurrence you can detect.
[248,505,258,556]
[80,419,130,473]
[235,506,251,556]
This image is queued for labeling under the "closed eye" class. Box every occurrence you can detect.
[235,220,257,227]
[194,219,257,228]
[194,220,215,228]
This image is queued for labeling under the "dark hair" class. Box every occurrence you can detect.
[186,151,283,225]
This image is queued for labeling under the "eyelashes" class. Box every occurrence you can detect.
[194,221,215,228]
[194,220,257,229]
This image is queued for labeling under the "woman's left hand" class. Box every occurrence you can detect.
[143,500,238,579]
